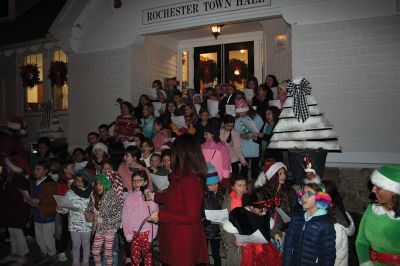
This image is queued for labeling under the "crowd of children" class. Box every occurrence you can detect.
[0,76,399,266]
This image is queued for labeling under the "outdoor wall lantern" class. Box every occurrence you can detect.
[210,25,224,39]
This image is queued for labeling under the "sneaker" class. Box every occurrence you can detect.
[0,254,17,263]
[58,252,68,262]
[9,255,28,266]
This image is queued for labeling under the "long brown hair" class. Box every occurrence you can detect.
[170,134,207,181]
[264,168,292,199]
[392,194,400,218]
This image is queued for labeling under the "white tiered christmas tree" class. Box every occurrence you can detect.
[268,78,341,152]
[37,100,64,140]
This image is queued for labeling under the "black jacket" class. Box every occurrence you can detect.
[203,190,223,239]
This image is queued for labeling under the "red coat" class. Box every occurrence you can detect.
[155,170,209,266]
[0,173,30,229]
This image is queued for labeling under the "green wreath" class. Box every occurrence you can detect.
[48,61,68,87]
[19,64,40,88]
[196,59,219,84]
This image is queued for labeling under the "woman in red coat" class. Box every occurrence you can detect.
[147,134,209,266]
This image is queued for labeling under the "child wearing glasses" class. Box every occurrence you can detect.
[282,165,336,266]
[122,170,158,266]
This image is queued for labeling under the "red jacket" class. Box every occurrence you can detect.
[155,170,209,266]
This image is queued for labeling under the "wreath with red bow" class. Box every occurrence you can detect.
[196,59,219,84]
[19,64,40,88]
[48,61,68,87]
[228,59,248,84]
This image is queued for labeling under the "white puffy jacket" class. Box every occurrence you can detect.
[334,211,355,266]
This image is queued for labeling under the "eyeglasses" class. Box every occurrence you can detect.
[132,179,145,183]
[299,191,317,198]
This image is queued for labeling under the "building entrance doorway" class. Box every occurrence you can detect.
[193,41,254,93]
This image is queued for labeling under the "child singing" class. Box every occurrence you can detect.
[122,170,158,266]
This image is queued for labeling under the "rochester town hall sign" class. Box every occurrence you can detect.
[143,0,271,24]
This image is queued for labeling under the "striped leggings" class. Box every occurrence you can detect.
[92,229,117,266]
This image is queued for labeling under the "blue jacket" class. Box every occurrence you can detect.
[283,210,336,266]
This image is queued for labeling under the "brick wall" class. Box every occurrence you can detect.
[292,15,400,157]
[261,18,293,82]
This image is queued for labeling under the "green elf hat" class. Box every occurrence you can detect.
[370,164,400,194]
[95,173,112,191]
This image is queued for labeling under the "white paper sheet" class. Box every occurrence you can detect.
[53,195,80,211]
[148,88,158,100]
[153,102,166,117]
[123,141,136,149]
[204,209,229,224]
[243,89,254,102]
[18,189,30,200]
[207,99,219,117]
[171,116,187,129]
[269,100,281,109]
[150,174,170,190]
[225,104,236,116]
[235,229,268,244]
[242,119,259,134]
[75,161,88,172]
[276,207,291,222]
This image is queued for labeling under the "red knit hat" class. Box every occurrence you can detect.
[8,116,27,135]
[235,98,249,113]
[4,155,31,177]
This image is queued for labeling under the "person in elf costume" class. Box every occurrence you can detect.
[356,164,400,266]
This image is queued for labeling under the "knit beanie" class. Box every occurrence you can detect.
[95,173,112,190]
[206,165,220,185]
[370,164,400,194]
[92,142,108,154]
[235,98,249,113]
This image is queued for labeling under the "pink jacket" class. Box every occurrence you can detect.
[122,191,158,242]
[220,128,246,164]
[152,128,172,152]
[117,164,153,192]
[201,141,231,180]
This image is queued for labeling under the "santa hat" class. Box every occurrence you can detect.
[92,142,108,154]
[303,155,321,184]
[234,98,249,113]
[206,165,220,185]
[160,141,173,151]
[157,89,167,99]
[4,155,31,178]
[8,116,27,135]
[370,164,400,194]
[255,161,287,187]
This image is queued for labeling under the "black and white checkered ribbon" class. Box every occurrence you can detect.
[41,101,54,128]
[286,78,312,123]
